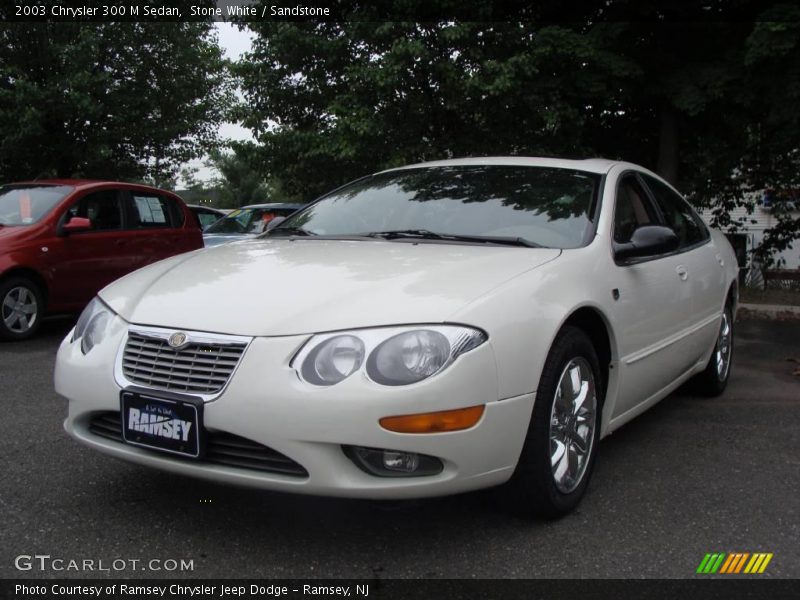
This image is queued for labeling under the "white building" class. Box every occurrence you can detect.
[699,191,800,280]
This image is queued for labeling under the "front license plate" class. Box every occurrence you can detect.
[121,391,202,458]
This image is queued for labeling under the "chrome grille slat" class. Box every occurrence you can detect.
[122,354,239,370]
[125,343,243,361]
[125,351,242,363]
[122,331,247,395]
[122,363,230,382]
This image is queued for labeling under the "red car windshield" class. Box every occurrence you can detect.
[0,185,73,226]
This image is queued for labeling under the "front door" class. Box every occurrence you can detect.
[47,188,138,307]
[608,173,695,417]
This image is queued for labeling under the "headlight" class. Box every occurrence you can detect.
[367,330,450,385]
[72,297,115,355]
[292,325,487,387]
[300,334,365,386]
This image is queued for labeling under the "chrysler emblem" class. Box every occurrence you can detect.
[168,332,188,348]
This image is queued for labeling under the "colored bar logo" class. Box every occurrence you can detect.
[697,552,773,574]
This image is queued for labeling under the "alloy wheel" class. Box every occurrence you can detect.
[2,286,38,333]
[549,357,597,494]
[715,311,732,381]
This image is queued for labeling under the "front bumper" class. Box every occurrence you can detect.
[55,318,535,499]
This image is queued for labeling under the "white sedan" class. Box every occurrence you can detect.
[55,157,738,517]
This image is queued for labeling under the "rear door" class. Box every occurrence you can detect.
[123,190,194,270]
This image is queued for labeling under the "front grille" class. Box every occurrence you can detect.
[122,332,247,395]
[88,412,308,478]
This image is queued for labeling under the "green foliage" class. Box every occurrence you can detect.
[237,2,800,263]
[0,20,231,183]
[205,144,273,208]
[236,20,640,200]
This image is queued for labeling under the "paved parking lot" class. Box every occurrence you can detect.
[0,317,797,579]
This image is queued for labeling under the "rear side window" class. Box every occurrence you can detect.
[642,175,709,248]
[66,190,123,231]
[127,193,184,228]
[613,175,659,244]
[131,194,169,227]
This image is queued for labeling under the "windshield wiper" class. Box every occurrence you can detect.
[267,226,317,237]
[364,229,543,248]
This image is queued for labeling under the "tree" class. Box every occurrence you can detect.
[205,144,272,208]
[0,19,232,183]
[237,2,800,264]
[237,19,638,199]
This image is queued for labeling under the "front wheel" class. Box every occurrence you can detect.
[0,277,44,341]
[504,326,602,518]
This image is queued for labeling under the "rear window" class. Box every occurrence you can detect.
[195,209,221,229]
[0,185,73,226]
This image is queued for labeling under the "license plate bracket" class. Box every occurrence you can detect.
[120,390,203,458]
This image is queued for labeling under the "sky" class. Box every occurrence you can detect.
[182,23,255,186]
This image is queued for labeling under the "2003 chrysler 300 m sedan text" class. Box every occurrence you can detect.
[55,158,738,517]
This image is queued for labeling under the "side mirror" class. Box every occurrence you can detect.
[265,216,286,231]
[62,217,92,234]
[613,225,679,263]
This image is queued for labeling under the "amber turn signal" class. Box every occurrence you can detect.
[379,405,485,434]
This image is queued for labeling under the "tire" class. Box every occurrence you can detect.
[691,304,734,397]
[503,326,603,518]
[0,276,44,341]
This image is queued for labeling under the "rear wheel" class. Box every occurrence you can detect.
[0,277,43,341]
[504,326,602,518]
[691,304,733,397]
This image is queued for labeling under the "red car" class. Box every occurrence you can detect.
[0,180,203,340]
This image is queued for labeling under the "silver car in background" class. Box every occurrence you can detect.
[203,203,303,247]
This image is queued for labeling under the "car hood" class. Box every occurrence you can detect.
[100,239,561,336]
[202,233,257,248]
[0,225,30,242]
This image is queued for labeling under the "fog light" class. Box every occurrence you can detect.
[382,450,419,473]
[343,446,443,477]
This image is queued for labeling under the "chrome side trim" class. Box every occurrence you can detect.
[623,312,720,366]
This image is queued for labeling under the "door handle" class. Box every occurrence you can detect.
[676,265,689,281]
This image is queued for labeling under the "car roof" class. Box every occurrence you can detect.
[380,156,620,175]
[8,178,104,187]
[238,203,305,210]
[9,179,179,194]
[187,204,225,211]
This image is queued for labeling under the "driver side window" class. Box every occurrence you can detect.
[66,190,123,231]
[613,176,658,244]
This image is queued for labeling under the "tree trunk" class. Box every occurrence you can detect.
[657,109,679,185]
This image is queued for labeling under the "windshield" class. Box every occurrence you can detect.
[276,166,601,248]
[0,185,73,226]
[205,206,299,234]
